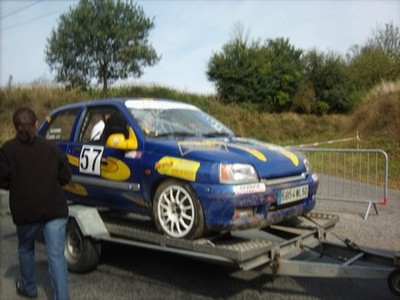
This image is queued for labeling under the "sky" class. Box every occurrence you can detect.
[1,0,399,94]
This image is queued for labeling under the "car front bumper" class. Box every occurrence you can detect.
[192,173,319,232]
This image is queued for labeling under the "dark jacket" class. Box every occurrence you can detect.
[0,135,71,225]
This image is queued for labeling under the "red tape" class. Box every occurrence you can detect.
[377,198,388,205]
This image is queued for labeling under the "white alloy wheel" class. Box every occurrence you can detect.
[153,180,204,239]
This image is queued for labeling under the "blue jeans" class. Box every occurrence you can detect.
[17,218,69,300]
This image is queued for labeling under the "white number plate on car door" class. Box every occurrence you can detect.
[278,185,309,205]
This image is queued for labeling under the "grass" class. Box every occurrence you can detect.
[0,80,399,188]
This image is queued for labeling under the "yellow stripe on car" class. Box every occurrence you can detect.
[63,182,88,196]
[67,154,131,181]
[101,157,131,181]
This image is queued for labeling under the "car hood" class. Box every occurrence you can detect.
[146,137,306,179]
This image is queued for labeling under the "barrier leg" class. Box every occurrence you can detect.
[364,202,379,220]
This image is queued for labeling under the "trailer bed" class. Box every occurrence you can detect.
[67,205,400,296]
[94,210,335,266]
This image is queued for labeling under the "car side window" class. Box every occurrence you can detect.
[78,107,117,143]
[45,108,80,142]
[100,112,129,144]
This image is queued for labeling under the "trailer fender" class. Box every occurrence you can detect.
[68,205,110,238]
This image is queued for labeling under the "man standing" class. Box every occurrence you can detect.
[0,107,71,299]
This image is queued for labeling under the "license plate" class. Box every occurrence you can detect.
[278,185,309,205]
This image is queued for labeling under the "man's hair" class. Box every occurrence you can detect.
[13,107,38,144]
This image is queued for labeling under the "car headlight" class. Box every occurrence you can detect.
[219,163,258,184]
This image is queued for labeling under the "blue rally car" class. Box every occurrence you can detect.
[38,98,319,239]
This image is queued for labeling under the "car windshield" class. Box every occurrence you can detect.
[126,100,234,138]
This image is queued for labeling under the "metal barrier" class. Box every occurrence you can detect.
[288,148,389,220]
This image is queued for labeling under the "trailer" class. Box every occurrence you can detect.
[65,204,400,296]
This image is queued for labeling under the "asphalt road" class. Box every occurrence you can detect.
[1,192,399,300]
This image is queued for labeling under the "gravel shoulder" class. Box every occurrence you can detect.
[314,187,400,253]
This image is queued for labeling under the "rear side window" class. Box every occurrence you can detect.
[45,108,80,142]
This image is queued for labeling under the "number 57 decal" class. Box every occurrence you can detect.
[79,145,104,175]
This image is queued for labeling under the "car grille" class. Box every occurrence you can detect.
[261,173,307,186]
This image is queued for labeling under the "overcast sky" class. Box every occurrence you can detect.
[1,0,399,94]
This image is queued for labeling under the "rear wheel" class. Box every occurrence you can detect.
[65,219,101,273]
[153,180,204,239]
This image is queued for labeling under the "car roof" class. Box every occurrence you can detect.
[48,98,198,113]
[125,99,199,110]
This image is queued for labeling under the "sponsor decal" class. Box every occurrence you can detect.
[155,156,200,182]
[125,151,142,159]
[233,183,266,195]
[47,127,62,140]
[178,141,227,156]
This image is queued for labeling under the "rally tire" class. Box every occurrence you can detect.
[153,180,205,239]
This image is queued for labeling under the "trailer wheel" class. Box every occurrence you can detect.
[65,219,101,273]
[153,180,204,239]
[387,268,400,296]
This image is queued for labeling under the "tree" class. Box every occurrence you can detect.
[45,0,160,91]
[347,45,395,90]
[262,38,303,112]
[368,22,400,58]
[207,23,263,104]
[207,32,302,112]
[207,35,265,104]
[301,50,354,113]
[346,22,400,92]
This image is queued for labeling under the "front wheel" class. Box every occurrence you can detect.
[153,180,204,239]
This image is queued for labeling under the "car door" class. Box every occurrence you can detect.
[67,105,147,214]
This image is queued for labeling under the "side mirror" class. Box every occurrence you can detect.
[106,127,138,150]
